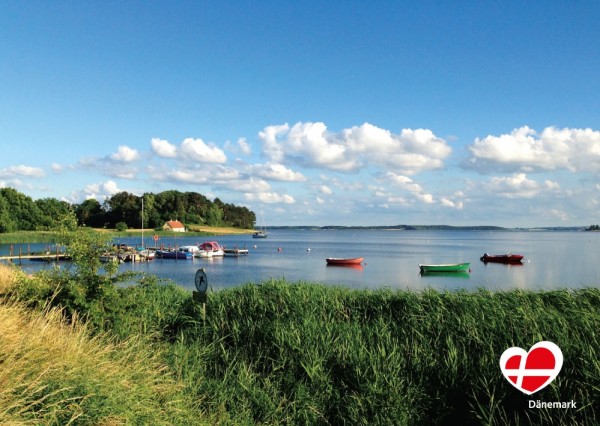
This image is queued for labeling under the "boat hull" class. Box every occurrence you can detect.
[156,250,193,260]
[224,248,249,257]
[419,263,470,273]
[326,257,364,265]
[480,253,523,263]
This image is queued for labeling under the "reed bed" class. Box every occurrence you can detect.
[164,280,598,425]
[2,261,599,424]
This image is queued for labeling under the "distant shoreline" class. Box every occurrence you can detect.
[265,225,589,232]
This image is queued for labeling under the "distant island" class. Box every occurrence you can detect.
[268,225,589,231]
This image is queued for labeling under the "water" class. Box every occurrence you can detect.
[2,230,599,291]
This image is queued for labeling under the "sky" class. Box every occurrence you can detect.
[1,1,599,227]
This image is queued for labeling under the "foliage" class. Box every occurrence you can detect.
[115,221,128,232]
[587,224,600,231]
[9,265,598,424]
[0,187,256,233]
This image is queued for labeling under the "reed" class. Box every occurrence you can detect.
[2,262,598,424]
[168,281,598,425]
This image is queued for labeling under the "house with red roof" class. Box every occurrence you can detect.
[163,220,186,232]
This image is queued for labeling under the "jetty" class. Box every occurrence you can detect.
[0,246,70,262]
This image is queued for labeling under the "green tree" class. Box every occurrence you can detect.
[0,187,41,231]
[206,204,224,226]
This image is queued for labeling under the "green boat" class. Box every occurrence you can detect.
[419,263,471,273]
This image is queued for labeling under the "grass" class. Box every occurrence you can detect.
[1,263,599,424]
[0,266,204,425]
[0,225,253,244]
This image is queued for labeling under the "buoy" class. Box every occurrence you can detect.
[307,248,311,252]
[277,247,282,252]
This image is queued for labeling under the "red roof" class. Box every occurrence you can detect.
[165,220,185,229]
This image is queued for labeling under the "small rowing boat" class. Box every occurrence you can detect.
[480,253,524,263]
[326,257,364,266]
[419,263,470,273]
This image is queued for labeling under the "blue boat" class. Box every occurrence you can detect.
[155,249,193,260]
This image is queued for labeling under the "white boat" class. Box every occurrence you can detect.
[179,245,201,254]
[194,241,224,258]
[224,247,249,257]
[253,203,268,238]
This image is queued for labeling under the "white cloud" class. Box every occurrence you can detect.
[318,185,333,195]
[0,165,45,178]
[151,138,178,158]
[245,192,295,204]
[384,171,434,204]
[259,122,451,174]
[225,137,252,156]
[110,145,140,162]
[482,173,560,199]
[180,138,227,163]
[250,162,307,182]
[467,126,600,173]
[63,180,122,203]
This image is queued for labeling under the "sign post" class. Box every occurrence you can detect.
[194,268,208,325]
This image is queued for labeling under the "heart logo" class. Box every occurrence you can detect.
[500,341,563,395]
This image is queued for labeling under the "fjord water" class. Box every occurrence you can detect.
[3,229,599,291]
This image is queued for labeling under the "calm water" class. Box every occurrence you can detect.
[2,230,599,291]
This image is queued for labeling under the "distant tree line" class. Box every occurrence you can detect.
[0,187,255,233]
[586,225,600,231]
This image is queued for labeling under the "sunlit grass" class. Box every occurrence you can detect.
[0,265,203,425]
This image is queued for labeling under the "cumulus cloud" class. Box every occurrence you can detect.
[245,192,295,204]
[249,162,306,182]
[384,171,434,203]
[225,137,252,156]
[180,138,227,163]
[151,138,178,158]
[467,126,600,173]
[151,137,227,163]
[110,145,140,162]
[482,173,560,198]
[0,165,45,178]
[63,180,122,203]
[259,122,451,174]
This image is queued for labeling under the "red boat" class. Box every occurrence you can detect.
[480,253,524,263]
[325,257,364,266]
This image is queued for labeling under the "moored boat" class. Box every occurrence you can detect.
[419,263,470,273]
[195,241,225,258]
[155,249,193,259]
[224,247,249,257]
[326,257,364,266]
[480,253,524,263]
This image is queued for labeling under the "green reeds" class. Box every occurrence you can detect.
[154,280,600,425]
[3,262,599,424]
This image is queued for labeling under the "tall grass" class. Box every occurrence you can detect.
[163,281,598,425]
[0,267,204,425]
[2,261,599,424]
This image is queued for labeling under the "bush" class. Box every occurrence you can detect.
[115,221,128,232]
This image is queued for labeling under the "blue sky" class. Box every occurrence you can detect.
[1,1,599,227]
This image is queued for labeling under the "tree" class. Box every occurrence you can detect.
[206,204,224,226]
[75,198,105,228]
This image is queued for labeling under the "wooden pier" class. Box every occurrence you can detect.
[0,253,70,262]
[0,245,70,262]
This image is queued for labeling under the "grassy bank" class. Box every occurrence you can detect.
[2,263,599,424]
[0,225,254,244]
[0,269,203,424]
